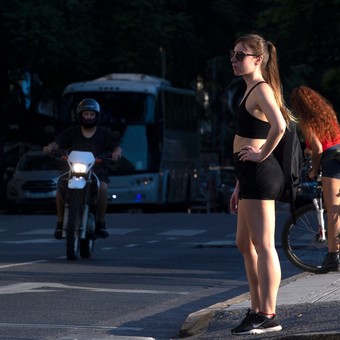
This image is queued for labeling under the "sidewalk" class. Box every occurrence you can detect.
[179,271,340,339]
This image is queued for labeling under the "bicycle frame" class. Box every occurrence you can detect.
[312,171,326,242]
[281,160,328,273]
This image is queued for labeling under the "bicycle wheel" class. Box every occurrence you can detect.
[281,203,328,273]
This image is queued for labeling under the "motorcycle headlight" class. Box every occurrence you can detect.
[72,162,87,173]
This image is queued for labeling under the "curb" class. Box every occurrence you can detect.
[276,332,340,339]
[178,272,312,338]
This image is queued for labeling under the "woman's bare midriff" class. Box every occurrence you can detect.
[233,134,266,153]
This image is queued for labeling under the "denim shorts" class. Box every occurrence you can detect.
[233,152,284,200]
[322,144,340,179]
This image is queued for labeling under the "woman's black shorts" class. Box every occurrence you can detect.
[322,144,340,179]
[233,152,284,200]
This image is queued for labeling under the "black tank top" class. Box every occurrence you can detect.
[236,81,271,139]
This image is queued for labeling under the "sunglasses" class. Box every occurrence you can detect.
[230,50,258,62]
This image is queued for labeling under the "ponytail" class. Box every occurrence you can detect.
[235,34,296,124]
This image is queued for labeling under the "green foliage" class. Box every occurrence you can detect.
[1,0,340,109]
[257,0,340,96]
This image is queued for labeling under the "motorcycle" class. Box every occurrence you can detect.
[58,144,100,261]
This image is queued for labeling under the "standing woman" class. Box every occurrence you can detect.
[229,33,294,335]
[290,86,340,273]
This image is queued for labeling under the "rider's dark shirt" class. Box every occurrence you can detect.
[56,126,120,156]
[55,126,120,182]
[236,81,271,139]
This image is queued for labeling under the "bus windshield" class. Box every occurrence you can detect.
[61,92,156,126]
[60,92,161,174]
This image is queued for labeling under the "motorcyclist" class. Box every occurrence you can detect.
[43,98,122,239]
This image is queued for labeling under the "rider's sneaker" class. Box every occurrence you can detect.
[54,222,63,240]
[94,221,109,239]
[232,312,282,335]
[319,252,340,273]
[231,308,256,334]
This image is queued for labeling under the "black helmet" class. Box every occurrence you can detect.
[76,98,100,128]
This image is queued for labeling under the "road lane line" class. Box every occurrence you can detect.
[0,260,47,269]
[0,282,189,295]
[158,229,206,236]
[0,322,142,331]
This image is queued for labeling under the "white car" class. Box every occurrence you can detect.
[6,150,67,212]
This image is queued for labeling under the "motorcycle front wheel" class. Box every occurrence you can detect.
[80,238,94,258]
[66,191,83,261]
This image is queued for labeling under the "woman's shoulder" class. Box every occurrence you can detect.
[252,81,275,104]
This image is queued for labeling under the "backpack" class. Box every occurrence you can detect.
[273,121,303,221]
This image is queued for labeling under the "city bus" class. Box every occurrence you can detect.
[59,73,200,210]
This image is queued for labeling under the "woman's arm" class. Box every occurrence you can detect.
[257,84,286,160]
[299,123,322,179]
[239,83,286,163]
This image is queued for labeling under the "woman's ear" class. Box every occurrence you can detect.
[255,55,262,66]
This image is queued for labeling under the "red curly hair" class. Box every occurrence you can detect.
[290,86,340,144]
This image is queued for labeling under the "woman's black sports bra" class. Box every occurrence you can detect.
[236,81,271,139]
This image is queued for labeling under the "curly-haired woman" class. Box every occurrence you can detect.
[290,86,340,273]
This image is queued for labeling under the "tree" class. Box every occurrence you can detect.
[257,0,340,108]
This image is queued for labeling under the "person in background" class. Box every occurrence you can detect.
[290,86,340,273]
[229,33,295,335]
[43,98,122,239]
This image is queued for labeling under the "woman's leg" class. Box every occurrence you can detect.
[322,177,340,253]
[56,189,64,223]
[236,199,260,312]
[239,199,281,314]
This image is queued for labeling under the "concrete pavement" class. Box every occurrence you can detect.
[179,271,340,339]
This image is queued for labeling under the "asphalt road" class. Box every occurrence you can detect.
[0,207,301,339]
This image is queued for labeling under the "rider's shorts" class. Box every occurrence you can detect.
[233,152,284,200]
[322,144,340,179]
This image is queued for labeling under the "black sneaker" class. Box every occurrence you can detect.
[319,252,340,273]
[231,309,256,334]
[94,221,109,239]
[232,312,282,335]
[54,222,63,240]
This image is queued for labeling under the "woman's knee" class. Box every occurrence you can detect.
[236,237,255,255]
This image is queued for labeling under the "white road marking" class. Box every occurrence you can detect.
[18,228,140,236]
[18,229,54,235]
[61,336,154,340]
[0,260,47,269]
[0,322,142,332]
[4,238,56,244]
[0,282,188,295]
[158,229,206,236]
[106,228,140,235]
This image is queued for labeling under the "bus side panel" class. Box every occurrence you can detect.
[161,129,200,204]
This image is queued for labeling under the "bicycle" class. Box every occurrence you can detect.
[281,158,328,273]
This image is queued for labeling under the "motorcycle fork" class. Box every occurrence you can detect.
[81,180,96,239]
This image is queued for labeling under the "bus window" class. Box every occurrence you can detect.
[120,125,148,171]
